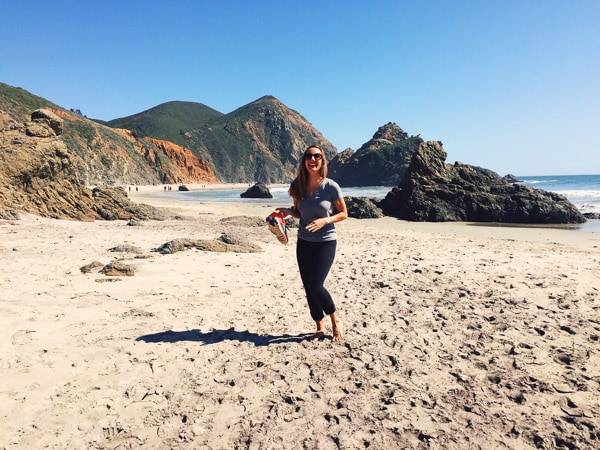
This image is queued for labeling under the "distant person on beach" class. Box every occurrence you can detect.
[277,145,348,341]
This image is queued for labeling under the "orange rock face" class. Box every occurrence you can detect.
[148,138,218,183]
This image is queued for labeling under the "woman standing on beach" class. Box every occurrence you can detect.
[277,145,348,341]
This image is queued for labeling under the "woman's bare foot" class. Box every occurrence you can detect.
[313,319,326,339]
[330,312,343,342]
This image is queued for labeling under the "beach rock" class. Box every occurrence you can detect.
[31,109,64,135]
[583,212,600,220]
[217,232,247,245]
[127,219,142,226]
[345,196,384,219]
[329,123,424,187]
[156,237,260,254]
[380,141,586,224]
[178,185,190,191]
[92,187,167,221]
[219,216,265,227]
[240,183,272,198]
[80,261,104,274]
[155,238,197,254]
[108,244,143,254]
[100,261,136,276]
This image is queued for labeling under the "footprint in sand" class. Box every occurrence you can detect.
[11,329,36,345]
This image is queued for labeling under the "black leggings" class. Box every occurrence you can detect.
[296,238,337,321]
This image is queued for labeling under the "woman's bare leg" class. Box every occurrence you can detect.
[330,312,343,342]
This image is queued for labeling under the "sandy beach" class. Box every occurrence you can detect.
[1,190,599,449]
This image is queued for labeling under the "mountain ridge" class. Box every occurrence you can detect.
[105,95,337,183]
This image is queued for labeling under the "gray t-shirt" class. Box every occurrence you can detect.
[297,178,343,242]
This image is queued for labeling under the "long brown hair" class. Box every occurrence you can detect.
[289,145,328,202]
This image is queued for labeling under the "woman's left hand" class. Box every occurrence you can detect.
[306,218,330,232]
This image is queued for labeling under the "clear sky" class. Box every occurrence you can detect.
[1,0,599,175]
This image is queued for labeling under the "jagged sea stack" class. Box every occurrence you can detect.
[329,122,423,187]
[380,141,586,224]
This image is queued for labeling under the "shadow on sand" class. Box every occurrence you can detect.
[136,328,317,347]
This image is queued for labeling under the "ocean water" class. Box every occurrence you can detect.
[160,175,600,231]
[169,175,600,211]
[518,174,600,214]
[170,185,393,205]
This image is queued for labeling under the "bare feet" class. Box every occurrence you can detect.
[330,312,343,342]
[313,319,326,339]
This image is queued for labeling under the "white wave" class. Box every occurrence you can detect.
[522,179,559,184]
[553,190,600,200]
[579,203,600,213]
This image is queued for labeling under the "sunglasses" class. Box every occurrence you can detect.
[304,153,323,161]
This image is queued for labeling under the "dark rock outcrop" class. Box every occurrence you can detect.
[329,123,424,187]
[178,185,190,191]
[345,196,384,219]
[240,183,272,198]
[583,212,600,220]
[380,141,586,224]
[502,174,520,183]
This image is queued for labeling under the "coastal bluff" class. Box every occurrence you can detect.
[0,82,218,220]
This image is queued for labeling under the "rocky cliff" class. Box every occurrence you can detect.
[380,141,585,224]
[0,82,218,220]
[107,95,337,183]
[328,122,423,187]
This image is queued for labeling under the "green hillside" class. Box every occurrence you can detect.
[106,101,224,146]
[105,95,337,182]
[0,82,55,120]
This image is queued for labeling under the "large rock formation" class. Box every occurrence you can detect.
[0,82,218,220]
[240,182,272,198]
[344,196,384,219]
[380,141,586,224]
[329,123,423,187]
[107,95,337,183]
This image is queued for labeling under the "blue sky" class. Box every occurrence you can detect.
[1,0,599,175]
